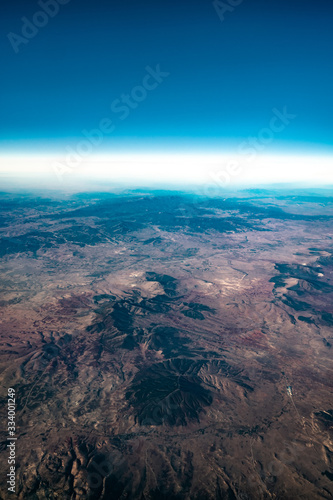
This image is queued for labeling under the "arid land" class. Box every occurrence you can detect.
[0,190,332,499]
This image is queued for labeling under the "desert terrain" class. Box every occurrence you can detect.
[0,189,332,499]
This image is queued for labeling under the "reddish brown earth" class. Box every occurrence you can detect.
[0,190,332,499]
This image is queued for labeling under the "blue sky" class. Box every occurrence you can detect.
[1,0,333,155]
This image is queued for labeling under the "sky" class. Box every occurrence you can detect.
[0,0,332,187]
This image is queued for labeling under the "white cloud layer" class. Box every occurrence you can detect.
[0,153,332,190]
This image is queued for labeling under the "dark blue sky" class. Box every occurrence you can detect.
[1,0,333,153]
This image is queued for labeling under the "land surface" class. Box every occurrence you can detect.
[0,189,332,499]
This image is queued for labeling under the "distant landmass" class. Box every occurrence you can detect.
[0,190,332,499]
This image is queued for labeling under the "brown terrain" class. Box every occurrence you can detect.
[0,190,332,499]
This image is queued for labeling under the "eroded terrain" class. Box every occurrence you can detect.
[0,190,332,499]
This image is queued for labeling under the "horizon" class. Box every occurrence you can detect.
[1,0,333,190]
[1,152,333,192]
